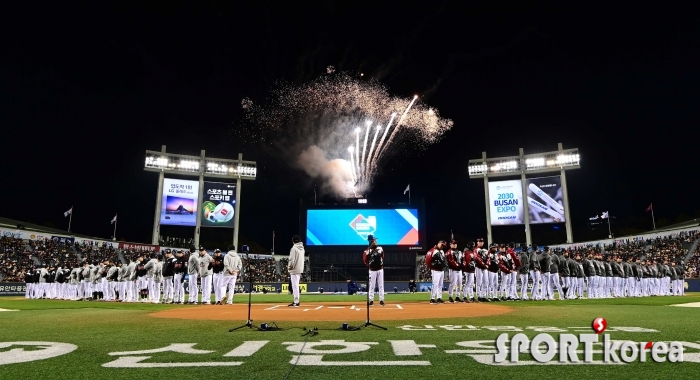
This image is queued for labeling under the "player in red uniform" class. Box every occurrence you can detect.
[425,240,447,304]
[445,240,464,303]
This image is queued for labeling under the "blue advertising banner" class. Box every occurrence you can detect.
[306,209,419,246]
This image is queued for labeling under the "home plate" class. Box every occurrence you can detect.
[670,302,700,308]
[0,309,18,312]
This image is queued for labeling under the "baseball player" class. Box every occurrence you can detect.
[486,244,500,301]
[24,267,34,299]
[151,255,163,303]
[445,240,464,303]
[211,249,225,305]
[558,251,571,299]
[517,245,530,300]
[582,253,596,298]
[497,245,512,300]
[288,235,305,307]
[462,243,475,302]
[198,247,213,304]
[222,245,242,305]
[126,255,138,302]
[135,255,149,302]
[611,256,623,297]
[173,251,187,303]
[473,238,489,302]
[161,250,176,303]
[623,257,633,297]
[363,234,385,306]
[187,248,200,304]
[528,245,541,300]
[505,243,520,301]
[117,261,128,302]
[538,247,551,301]
[425,240,447,304]
[144,253,158,301]
[106,262,119,301]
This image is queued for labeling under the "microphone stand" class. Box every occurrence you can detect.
[230,256,256,331]
[363,267,386,330]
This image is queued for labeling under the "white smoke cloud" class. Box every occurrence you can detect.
[296,145,354,198]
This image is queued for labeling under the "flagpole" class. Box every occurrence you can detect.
[68,210,72,233]
[113,219,117,240]
[408,184,411,205]
[272,231,275,254]
[607,214,612,238]
[651,204,656,229]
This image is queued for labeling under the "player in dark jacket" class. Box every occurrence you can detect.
[462,243,476,302]
[518,245,530,300]
[425,240,447,304]
[363,235,385,306]
[445,240,464,303]
[528,245,541,301]
[538,248,552,301]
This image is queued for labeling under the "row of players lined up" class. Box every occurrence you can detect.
[422,239,687,303]
[23,246,244,304]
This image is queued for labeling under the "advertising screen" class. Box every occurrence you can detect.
[488,179,524,225]
[200,182,236,228]
[526,176,565,224]
[306,209,419,246]
[160,178,199,226]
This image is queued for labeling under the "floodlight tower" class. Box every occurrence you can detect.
[468,143,580,245]
[144,146,256,249]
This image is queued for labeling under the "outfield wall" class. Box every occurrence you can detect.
[4,279,700,296]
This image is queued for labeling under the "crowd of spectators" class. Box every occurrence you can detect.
[279,258,310,282]
[158,236,194,249]
[417,258,432,282]
[0,237,31,282]
[239,257,279,283]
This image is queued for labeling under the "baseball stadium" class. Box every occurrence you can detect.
[3,2,700,379]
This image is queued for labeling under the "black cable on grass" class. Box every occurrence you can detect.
[282,329,317,380]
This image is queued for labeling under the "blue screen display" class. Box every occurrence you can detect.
[306,209,419,246]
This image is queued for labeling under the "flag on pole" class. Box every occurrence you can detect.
[111,214,117,224]
[403,184,410,194]
[601,211,609,219]
[64,207,73,217]
[646,203,653,212]
[273,231,275,238]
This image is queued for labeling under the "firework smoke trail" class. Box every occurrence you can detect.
[369,112,396,176]
[348,146,357,184]
[364,125,382,180]
[239,72,453,198]
[376,95,418,162]
[361,121,371,181]
[354,128,361,173]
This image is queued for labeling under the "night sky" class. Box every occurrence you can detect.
[1,2,699,250]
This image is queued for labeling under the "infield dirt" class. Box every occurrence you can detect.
[149,301,513,321]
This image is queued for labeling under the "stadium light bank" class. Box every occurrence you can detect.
[144,145,257,249]
[468,143,580,246]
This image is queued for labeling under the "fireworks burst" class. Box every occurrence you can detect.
[240,72,453,197]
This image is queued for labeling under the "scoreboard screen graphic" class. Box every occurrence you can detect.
[306,208,419,246]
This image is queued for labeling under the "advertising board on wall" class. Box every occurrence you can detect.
[160,178,199,227]
[200,182,236,228]
[488,180,524,225]
[526,176,565,224]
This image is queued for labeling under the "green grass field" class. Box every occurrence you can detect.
[1,293,699,379]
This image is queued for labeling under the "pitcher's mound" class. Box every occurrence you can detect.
[150,302,512,321]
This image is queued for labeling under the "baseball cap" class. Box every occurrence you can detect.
[214,249,221,253]
[450,239,457,245]
[199,247,206,251]
[476,238,484,242]
[368,235,378,242]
